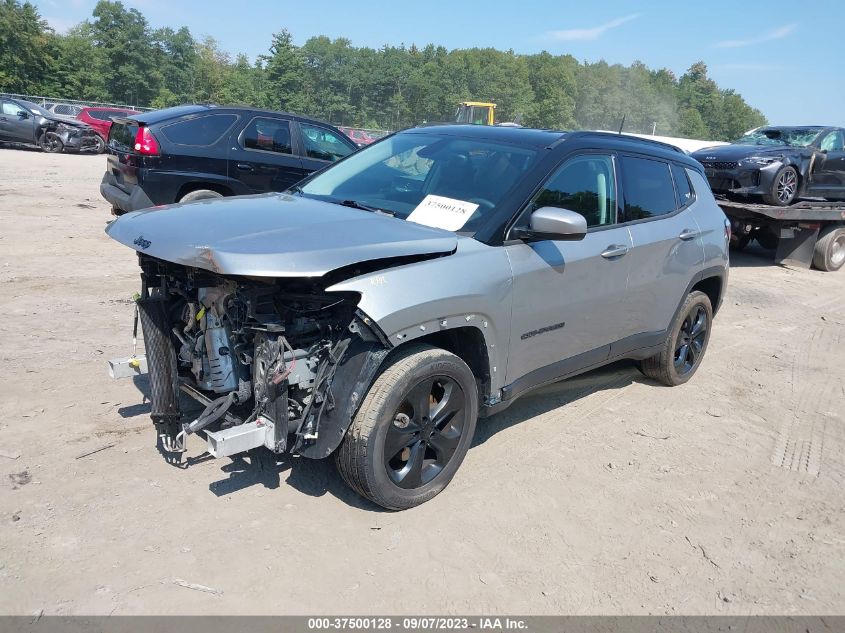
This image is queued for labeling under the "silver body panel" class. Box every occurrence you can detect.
[105,193,457,277]
[107,149,728,411]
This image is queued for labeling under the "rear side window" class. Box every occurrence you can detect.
[241,117,292,154]
[300,123,355,162]
[620,156,676,220]
[89,110,133,121]
[160,114,237,146]
[530,154,617,227]
[671,164,694,207]
[109,122,139,152]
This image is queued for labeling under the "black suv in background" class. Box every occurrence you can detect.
[100,105,359,214]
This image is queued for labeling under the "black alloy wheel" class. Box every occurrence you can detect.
[639,290,713,386]
[383,376,466,489]
[673,304,708,376]
[763,166,799,206]
[39,132,63,153]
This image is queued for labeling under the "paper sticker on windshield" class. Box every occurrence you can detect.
[407,195,479,231]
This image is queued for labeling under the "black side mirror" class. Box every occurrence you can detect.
[511,206,588,242]
[17,110,29,119]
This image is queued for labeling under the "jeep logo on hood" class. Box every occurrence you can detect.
[133,235,151,250]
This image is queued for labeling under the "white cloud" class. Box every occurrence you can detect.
[44,15,75,33]
[715,23,797,48]
[715,63,786,72]
[547,14,640,42]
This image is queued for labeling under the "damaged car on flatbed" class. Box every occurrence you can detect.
[107,124,729,509]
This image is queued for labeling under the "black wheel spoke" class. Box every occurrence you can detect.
[406,378,435,421]
[690,309,706,338]
[428,428,461,464]
[432,382,465,429]
[383,425,419,464]
[394,440,426,488]
[674,343,689,368]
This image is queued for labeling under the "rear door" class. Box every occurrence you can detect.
[0,100,35,143]
[617,155,705,348]
[156,112,238,181]
[296,122,358,176]
[229,116,305,193]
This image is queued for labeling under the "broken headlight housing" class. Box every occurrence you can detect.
[742,155,782,166]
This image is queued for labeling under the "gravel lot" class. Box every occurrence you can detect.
[0,147,843,616]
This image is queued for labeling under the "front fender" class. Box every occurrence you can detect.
[326,237,514,395]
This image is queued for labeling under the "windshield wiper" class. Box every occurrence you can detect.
[337,199,394,216]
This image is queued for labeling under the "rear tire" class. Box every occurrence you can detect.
[640,291,713,387]
[39,132,63,153]
[335,345,478,510]
[730,234,751,251]
[762,165,799,206]
[812,225,845,272]
[755,228,779,250]
[178,189,223,203]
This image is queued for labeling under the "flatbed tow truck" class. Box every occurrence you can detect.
[719,197,845,272]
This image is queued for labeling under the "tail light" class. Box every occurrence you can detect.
[134,127,160,155]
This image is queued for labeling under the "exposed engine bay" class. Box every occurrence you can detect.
[134,254,390,459]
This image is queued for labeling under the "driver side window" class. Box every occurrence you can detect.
[2,101,23,116]
[820,131,844,152]
[529,154,617,227]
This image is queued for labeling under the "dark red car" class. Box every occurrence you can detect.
[338,126,378,146]
[77,107,138,151]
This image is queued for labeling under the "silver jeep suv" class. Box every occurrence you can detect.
[107,125,729,509]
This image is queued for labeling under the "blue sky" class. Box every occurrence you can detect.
[35,0,845,128]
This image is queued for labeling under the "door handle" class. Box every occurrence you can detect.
[679,229,700,241]
[235,163,253,171]
[601,244,629,259]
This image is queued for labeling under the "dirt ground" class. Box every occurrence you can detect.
[0,147,843,616]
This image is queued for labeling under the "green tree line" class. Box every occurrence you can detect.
[1,0,767,139]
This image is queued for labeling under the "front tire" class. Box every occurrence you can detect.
[640,291,713,386]
[762,165,799,206]
[39,132,63,153]
[335,345,478,510]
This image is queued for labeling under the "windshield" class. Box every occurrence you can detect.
[733,127,823,147]
[297,132,539,234]
[20,100,51,117]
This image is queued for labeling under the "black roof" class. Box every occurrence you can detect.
[127,103,338,129]
[408,124,568,147]
[403,124,698,168]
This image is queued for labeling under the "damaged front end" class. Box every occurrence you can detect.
[133,254,390,461]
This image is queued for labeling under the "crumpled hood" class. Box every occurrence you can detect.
[105,193,458,277]
[693,143,799,162]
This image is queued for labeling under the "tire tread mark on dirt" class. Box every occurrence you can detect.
[771,325,839,476]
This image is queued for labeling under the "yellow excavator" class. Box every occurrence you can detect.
[455,101,497,126]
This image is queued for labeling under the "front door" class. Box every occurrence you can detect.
[0,100,35,143]
[230,116,305,193]
[811,130,845,195]
[505,153,632,388]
